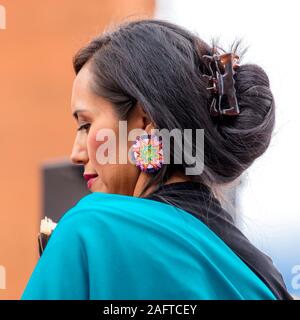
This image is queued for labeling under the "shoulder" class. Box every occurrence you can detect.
[50,191,201,248]
[57,191,187,230]
[44,192,198,273]
[51,192,173,239]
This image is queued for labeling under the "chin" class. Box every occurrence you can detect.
[91,179,108,193]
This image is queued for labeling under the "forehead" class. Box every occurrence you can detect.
[71,65,95,112]
[72,65,93,95]
[70,64,116,118]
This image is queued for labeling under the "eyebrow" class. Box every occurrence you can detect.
[72,109,88,120]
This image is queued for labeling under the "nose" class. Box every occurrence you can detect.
[70,142,89,165]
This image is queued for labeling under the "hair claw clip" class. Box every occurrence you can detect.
[202,52,240,117]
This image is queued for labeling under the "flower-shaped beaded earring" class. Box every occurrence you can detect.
[131,134,164,173]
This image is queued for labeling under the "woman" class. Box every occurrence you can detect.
[21,19,292,299]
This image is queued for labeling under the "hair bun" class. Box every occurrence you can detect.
[214,62,275,181]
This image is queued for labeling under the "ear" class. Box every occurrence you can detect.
[127,103,154,132]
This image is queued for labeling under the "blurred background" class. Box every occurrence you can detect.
[0,0,299,299]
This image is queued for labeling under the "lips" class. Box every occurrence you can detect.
[83,173,99,189]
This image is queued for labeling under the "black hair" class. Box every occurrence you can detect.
[73,19,275,197]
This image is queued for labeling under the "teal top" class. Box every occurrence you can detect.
[21,192,276,300]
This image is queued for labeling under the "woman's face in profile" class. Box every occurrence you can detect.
[70,64,147,195]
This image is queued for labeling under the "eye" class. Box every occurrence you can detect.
[77,123,91,133]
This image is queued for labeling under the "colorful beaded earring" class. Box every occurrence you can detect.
[131,134,164,173]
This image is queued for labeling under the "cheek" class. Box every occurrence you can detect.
[87,127,102,167]
[87,124,119,168]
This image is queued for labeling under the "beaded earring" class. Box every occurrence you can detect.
[131,134,164,173]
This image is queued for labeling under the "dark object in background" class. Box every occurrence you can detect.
[42,159,89,222]
[38,160,89,256]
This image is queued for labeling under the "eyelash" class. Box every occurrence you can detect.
[77,123,91,132]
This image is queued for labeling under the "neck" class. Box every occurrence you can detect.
[133,171,190,198]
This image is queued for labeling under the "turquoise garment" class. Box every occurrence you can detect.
[21,192,276,300]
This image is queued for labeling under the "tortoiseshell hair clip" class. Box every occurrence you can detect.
[202,52,240,117]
